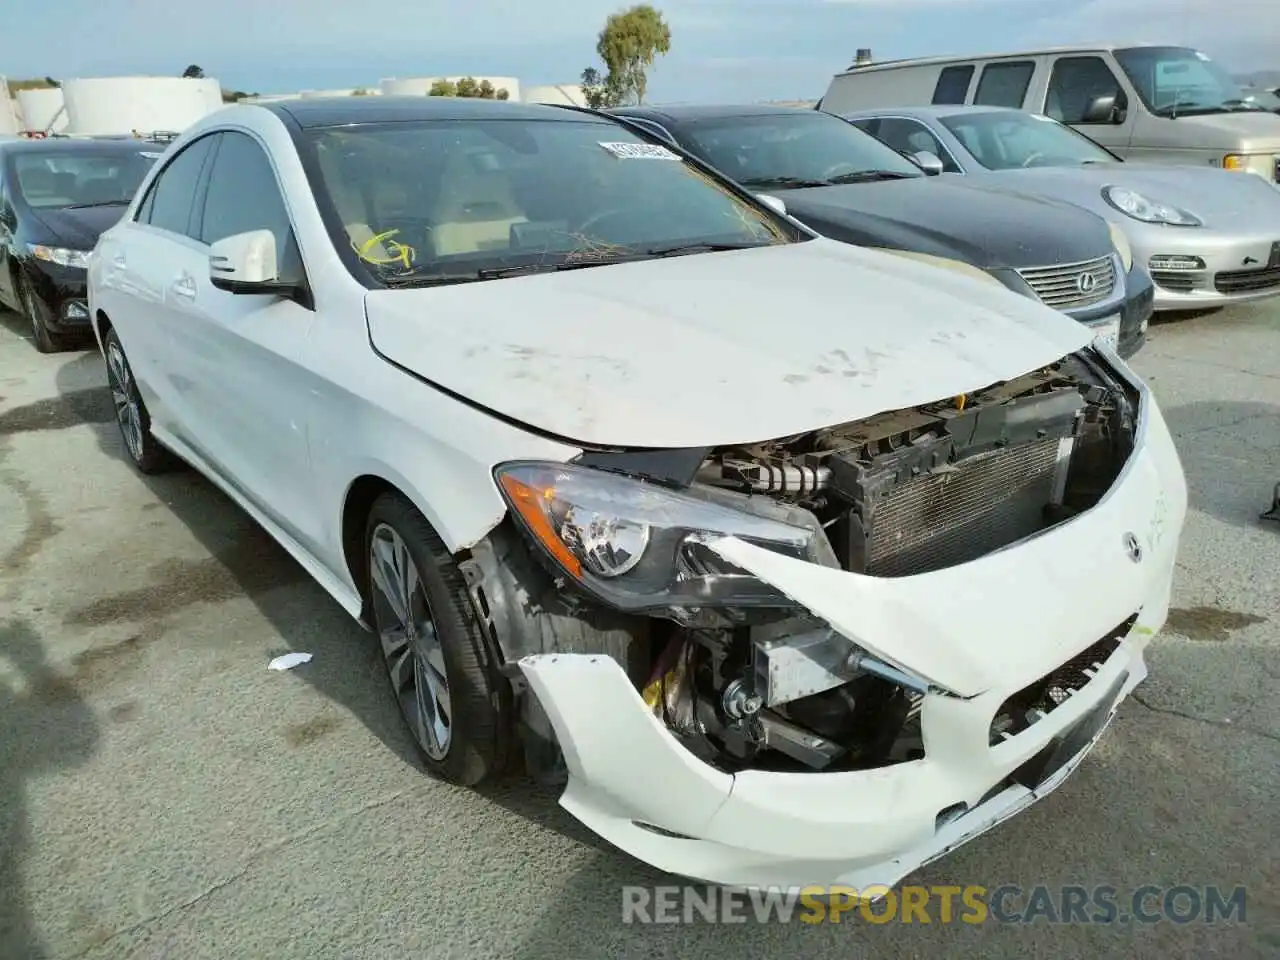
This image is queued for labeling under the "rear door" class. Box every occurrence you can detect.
[969,58,1044,111]
[172,128,323,553]
[931,65,976,106]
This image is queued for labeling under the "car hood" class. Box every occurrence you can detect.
[1152,110,1280,152]
[968,162,1280,231]
[364,238,1092,450]
[29,205,128,249]
[777,177,1112,269]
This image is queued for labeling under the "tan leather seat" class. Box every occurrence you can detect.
[317,144,394,262]
[430,148,527,256]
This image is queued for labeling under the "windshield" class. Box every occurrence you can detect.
[940,110,1116,170]
[12,150,157,209]
[1244,88,1280,111]
[1114,46,1263,116]
[677,111,923,190]
[303,118,798,286]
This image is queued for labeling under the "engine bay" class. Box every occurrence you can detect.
[477,352,1140,780]
[642,352,1138,775]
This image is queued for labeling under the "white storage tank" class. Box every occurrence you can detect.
[380,76,520,100]
[523,84,587,107]
[300,88,356,98]
[0,81,18,134]
[16,87,68,133]
[239,93,302,104]
[63,76,223,136]
[380,77,434,96]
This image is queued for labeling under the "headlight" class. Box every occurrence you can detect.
[1107,221,1133,272]
[28,243,91,268]
[1222,153,1273,179]
[495,461,821,615]
[1102,186,1201,226]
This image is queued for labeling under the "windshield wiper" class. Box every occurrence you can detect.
[825,170,919,184]
[380,243,770,287]
[1153,98,1207,118]
[380,258,629,287]
[739,176,833,189]
[643,241,768,257]
[64,200,129,209]
[1219,98,1266,112]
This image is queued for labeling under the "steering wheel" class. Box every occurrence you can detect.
[1021,152,1046,168]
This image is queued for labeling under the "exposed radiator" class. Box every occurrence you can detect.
[865,436,1068,578]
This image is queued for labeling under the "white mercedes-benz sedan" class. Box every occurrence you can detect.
[87,96,1187,893]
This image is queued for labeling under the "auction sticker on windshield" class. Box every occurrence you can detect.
[599,141,682,160]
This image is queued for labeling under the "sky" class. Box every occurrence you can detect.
[4,0,1278,102]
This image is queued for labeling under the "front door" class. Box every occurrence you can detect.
[1040,54,1136,157]
[166,128,323,556]
[100,132,220,435]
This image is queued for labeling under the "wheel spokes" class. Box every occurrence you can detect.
[106,344,143,459]
[370,524,452,761]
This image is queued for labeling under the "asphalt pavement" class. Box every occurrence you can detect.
[0,301,1276,959]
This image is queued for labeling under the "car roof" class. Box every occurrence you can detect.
[829,42,1169,77]
[841,105,1023,121]
[610,104,820,125]
[259,95,610,129]
[0,136,159,156]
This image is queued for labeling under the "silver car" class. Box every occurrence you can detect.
[842,104,1280,312]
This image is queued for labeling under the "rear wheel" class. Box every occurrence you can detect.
[19,274,68,354]
[365,493,512,786]
[103,328,175,474]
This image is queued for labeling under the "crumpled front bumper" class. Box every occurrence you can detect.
[518,377,1187,892]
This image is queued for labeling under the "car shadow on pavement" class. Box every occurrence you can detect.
[55,358,430,780]
[0,618,101,960]
[1161,399,1280,529]
[46,362,656,886]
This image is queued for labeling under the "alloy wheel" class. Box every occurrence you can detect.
[369,523,452,760]
[106,341,144,462]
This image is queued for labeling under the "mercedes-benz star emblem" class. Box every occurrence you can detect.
[1123,532,1143,563]
[1077,271,1098,294]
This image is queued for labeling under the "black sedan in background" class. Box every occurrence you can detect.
[607,104,1152,358]
[0,138,160,351]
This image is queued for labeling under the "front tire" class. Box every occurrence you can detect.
[365,493,513,786]
[20,274,68,354]
[103,328,175,474]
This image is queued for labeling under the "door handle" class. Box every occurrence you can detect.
[112,254,127,269]
[170,275,197,301]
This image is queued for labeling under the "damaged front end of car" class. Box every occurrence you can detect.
[459,345,1186,890]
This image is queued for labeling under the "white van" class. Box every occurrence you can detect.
[818,44,1280,182]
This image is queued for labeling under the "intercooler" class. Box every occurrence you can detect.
[863,436,1069,578]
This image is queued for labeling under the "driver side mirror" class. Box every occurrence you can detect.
[1083,92,1126,124]
[910,151,945,176]
[755,193,787,216]
[209,229,286,295]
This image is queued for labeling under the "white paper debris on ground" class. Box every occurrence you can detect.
[268,652,313,671]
